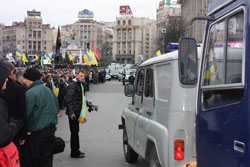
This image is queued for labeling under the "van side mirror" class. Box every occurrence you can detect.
[124,84,134,97]
[178,38,198,85]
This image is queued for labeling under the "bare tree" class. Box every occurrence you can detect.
[100,41,112,66]
[163,18,187,53]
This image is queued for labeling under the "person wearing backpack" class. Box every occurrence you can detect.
[0,62,23,167]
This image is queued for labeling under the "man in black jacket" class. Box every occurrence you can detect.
[3,62,27,153]
[58,75,67,110]
[0,62,23,148]
[128,72,135,85]
[65,71,92,158]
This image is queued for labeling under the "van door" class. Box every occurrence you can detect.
[135,66,154,156]
[126,68,145,148]
[197,10,247,167]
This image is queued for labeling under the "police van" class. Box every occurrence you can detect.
[180,0,250,166]
[119,47,201,167]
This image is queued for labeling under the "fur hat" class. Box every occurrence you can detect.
[0,62,10,89]
[23,68,41,81]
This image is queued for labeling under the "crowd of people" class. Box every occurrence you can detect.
[0,61,136,167]
[0,61,104,167]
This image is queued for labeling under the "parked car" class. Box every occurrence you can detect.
[118,70,136,82]
[109,68,119,79]
[105,74,111,81]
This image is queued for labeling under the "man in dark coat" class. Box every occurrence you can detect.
[58,75,67,109]
[65,71,92,158]
[128,72,135,85]
[3,62,27,152]
[44,75,53,90]
[0,62,23,148]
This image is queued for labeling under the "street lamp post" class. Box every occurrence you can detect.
[162,27,166,54]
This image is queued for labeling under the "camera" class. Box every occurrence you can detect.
[93,105,98,111]
[87,102,98,112]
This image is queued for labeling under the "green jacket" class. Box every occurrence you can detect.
[26,80,58,132]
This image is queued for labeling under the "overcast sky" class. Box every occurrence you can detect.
[0,0,179,28]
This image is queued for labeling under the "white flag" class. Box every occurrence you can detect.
[79,49,83,64]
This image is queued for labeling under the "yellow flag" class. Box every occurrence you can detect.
[69,54,73,60]
[156,50,161,56]
[84,54,91,66]
[88,50,98,66]
[68,54,74,65]
[22,54,29,64]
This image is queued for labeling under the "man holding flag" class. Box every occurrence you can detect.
[65,71,94,158]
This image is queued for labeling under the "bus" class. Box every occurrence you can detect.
[179,0,249,166]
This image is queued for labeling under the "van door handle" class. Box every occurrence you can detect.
[234,140,245,153]
[146,111,152,116]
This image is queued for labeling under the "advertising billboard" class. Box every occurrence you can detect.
[120,6,133,15]
[27,10,41,17]
[78,9,94,19]
[116,26,131,29]
[159,0,165,8]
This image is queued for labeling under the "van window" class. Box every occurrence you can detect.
[135,69,145,96]
[226,12,244,83]
[144,67,154,98]
[202,11,244,110]
[156,64,171,101]
[202,12,244,86]
[203,20,226,86]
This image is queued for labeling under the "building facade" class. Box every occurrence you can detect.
[0,24,4,56]
[61,9,111,64]
[156,6,181,33]
[113,16,157,64]
[177,0,209,42]
[99,23,114,65]
[2,10,53,58]
[156,1,181,53]
[73,19,104,50]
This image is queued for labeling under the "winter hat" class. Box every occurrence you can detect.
[23,68,41,81]
[0,62,10,89]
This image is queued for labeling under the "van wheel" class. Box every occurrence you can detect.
[148,146,161,167]
[123,129,138,163]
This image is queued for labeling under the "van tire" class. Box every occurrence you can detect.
[148,146,161,167]
[123,129,138,163]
